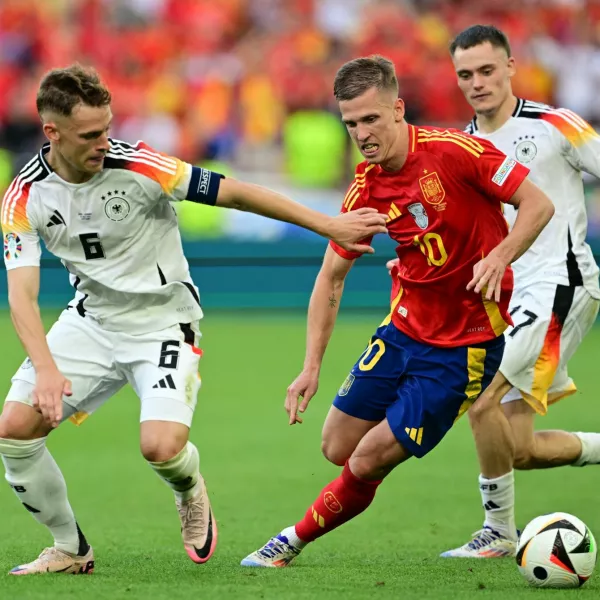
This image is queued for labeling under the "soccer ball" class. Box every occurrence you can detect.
[516,512,597,588]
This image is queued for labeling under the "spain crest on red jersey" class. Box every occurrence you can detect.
[419,171,445,206]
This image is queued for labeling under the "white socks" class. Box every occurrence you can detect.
[148,441,201,502]
[281,525,307,549]
[479,470,517,541]
[0,437,86,555]
[572,432,600,466]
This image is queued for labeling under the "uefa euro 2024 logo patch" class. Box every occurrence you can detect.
[4,232,22,260]
[492,157,517,186]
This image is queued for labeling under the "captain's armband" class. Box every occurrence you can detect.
[186,167,224,205]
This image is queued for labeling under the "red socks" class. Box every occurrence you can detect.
[295,462,382,543]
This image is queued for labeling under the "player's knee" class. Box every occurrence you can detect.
[320,439,349,466]
[0,402,49,440]
[140,440,183,463]
[140,419,189,463]
[469,394,494,424]
[140,438,185,463]
[348,453,387,480]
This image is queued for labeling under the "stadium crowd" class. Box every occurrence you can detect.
[1,0,600,163]
[1,0,600,241]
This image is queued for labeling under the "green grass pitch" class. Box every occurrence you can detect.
[0,309,599,599]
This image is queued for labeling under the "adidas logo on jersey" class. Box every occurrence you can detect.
[152,374,176,390]
[47,210,66,228]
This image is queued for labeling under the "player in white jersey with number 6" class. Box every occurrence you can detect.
[441,25,600,558]
[0,65,387,575]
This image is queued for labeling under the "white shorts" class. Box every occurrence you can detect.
[500,283,599,415]
[6,310,202,427]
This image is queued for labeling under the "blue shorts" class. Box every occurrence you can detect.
[333,322,504,458]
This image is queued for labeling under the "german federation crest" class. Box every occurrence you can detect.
[104,196,130,222]
[515,139,537,163]
[407,203,428,229]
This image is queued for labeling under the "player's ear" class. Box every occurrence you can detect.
[394,98,405,122]
[42,121,60,143]
[507,56,516,79]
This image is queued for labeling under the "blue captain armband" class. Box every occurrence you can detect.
[186,167,224,205]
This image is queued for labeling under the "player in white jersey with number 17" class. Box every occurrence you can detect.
[441,25,600,558]
[387,23,600,558]
[0,65,387,575]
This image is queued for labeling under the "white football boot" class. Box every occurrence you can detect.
[241,532,302,567]
[440,527,517,558]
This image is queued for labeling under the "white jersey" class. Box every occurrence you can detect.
[1,139,205,334]
[466,98,600,298]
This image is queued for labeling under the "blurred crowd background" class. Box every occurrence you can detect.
[1,0,600,250]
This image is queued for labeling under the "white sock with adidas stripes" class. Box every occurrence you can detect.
[148,441,201,502]
[0,437,86,555]
[479,470,517,541]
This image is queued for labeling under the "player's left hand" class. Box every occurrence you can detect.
[467,249,509,302]
[329,208,387,254]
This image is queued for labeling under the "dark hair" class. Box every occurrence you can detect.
[449,25,511,57]
[36,64,111,117]
[333,55,399,101]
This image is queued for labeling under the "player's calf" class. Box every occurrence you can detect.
[0,435,90,558]
[513,431,580,469]
[511,431,600,469]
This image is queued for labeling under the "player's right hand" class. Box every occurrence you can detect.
[285,369,319,425]
[330,208,387,254]
[32,367,72,428]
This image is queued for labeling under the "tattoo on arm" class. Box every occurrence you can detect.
[328,294,337,308]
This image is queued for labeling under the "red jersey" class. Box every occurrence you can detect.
[331,125,530,347]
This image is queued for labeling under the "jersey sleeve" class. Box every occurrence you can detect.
[108,140,192,201]
[1,181,41,270]
[452,133,530,203]
[107,139,222,205]
[329,165,372,260]
[543,109,600,178]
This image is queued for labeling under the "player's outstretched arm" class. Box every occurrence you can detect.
[468,178,555,301]
[286,246,354,425]
[216,178,387,254]
[7,267,71,427]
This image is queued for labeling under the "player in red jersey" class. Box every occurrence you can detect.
[241,55,554,567]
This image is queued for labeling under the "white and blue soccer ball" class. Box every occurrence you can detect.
[516,512,597,588]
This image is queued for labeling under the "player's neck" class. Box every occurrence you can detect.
[46,147,95,185]
[475,95,518,134]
